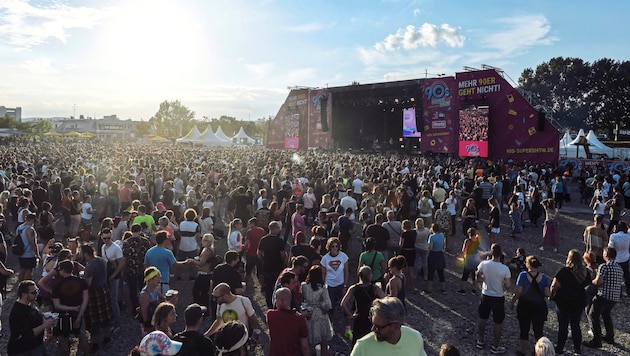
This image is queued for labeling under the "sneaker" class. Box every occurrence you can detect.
[475,340,485,349]
[490,345,506,354]
[457,289,466,295]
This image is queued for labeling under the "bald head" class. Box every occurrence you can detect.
[274,287,292,309]
[213,283,231,296]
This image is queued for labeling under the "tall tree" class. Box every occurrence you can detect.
[152,100,195,138]
[29,119,53,136]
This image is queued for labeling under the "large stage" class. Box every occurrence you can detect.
[267,69,560,163]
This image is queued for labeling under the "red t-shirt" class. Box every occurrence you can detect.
[245,226,266,257]
[266,308,308,355]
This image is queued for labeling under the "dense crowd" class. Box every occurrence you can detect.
[0,136,628,356]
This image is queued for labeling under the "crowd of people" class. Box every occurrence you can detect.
[0,136,627,355]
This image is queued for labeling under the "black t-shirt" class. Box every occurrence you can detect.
[365,224,390,251]
[258,234,286,273]
[52,275,88,307]
[291,245,314,262]
[212,263,242,294]
[233,194,252,221]
[173,330,216,356]
[7,302,44,354]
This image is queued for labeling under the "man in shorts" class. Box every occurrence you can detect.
[475,243,511,354]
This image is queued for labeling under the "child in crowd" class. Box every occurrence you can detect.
[509,248,527,274]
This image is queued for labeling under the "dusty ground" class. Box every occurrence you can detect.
[1,183,629,355]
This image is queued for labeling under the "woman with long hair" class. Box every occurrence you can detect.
[540,199,560,252]
[461,198,477,238]
[385,255,407,307]
[551,249,591,355]
[189,233,217,310]
[152,302,177,338]
[300,265,333,356]
[511,256,551,356]
[341,266,386,343]
[227,218,243,254]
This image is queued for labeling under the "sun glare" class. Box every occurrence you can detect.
[99,1,205,81]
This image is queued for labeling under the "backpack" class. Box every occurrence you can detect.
[419,198,431,215]
[12,226,26,256]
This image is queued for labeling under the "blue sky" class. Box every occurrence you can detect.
[0,0,627,121]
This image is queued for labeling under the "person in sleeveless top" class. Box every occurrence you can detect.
[385,255,407,309]
[342,266,386,343]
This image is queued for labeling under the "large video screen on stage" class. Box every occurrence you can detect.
[402,107,421,138]
[458,106,489,157]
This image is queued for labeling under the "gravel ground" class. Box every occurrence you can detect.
[1,182,629,355]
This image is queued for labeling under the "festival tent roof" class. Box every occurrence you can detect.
[559,131,573,148]
[567,129,587,145]
[560,129,614,158]
[214,125,232,142]
[232,127,255,144]
[176,125,202,142]
[194,127,231,146]
[586,130,613,151]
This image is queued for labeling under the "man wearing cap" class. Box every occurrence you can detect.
[16,213,39,282]
[173,303,216,355]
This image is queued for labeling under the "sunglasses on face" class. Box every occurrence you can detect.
[372,321,396,332]
[330,245,339,248]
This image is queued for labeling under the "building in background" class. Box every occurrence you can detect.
[0,106,22,121]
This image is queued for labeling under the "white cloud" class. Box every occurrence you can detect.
[0,0,109,48]
[374,23,465,51]
[18,57,59,75]
[481,15,558,55]
[245,62,275,79]
[285,68,317,84]
[413,9,420,17]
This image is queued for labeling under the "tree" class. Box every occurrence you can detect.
[152,100,195,138]
[28,119,53,136]
[134,121,153,137]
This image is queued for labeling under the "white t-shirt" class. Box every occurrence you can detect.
[102,243,123,262]
[179,220,200,252]
[217,295,255,324]
[81,202,93,220]
[352,179,364,194]
[321,252,349,287]
[476,259,511,297]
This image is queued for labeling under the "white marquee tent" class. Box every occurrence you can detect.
[176,125,202,143]
[232,127,255,145]
[214,125,232,143]
[194,127,231,146]
[559,129,615,158]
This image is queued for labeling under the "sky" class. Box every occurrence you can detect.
[0,0,627,121]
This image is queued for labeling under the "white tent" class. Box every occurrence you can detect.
[560,129,614,158]
[559,131,573,148]
[232,127,255,145]
[194,127,231,146]
[586,130,614,152]
[214,125,232,142]
[176,125,202,143]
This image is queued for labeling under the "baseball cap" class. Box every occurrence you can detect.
[184,303,207,324]
[139,331,182,356]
